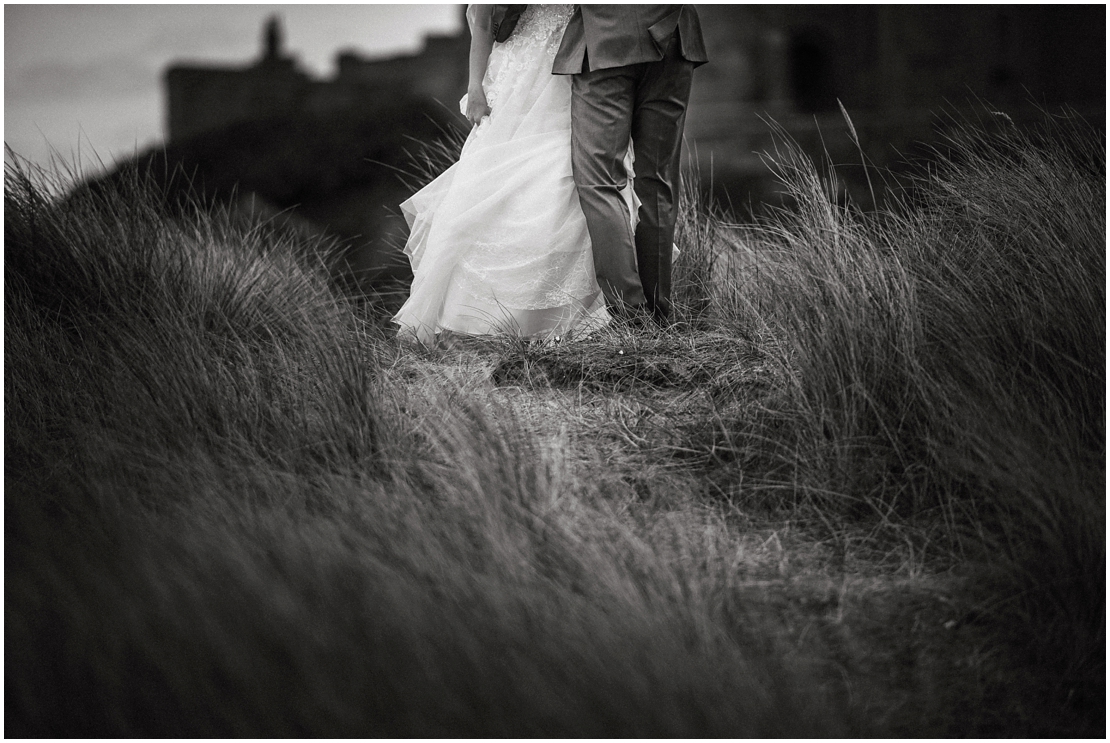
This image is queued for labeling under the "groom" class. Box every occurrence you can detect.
[553,5,708,325]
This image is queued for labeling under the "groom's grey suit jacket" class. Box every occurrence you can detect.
[551,5,708,74]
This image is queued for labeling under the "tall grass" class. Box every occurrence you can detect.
[6,154,844,736]
[696,111,1104,715]
[6,109,1103,735]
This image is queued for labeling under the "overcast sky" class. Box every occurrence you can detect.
[5,4,464,173]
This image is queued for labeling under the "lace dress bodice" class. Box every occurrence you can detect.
[484,4,575,110]
[501,4,575,47]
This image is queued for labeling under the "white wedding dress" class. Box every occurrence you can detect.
[393,4,640,343]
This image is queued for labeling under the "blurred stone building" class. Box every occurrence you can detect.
[164,5,1104,210]
[164,14,469,143]
[686,5,1105,205]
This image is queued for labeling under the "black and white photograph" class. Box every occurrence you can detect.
[6,3,1105,736]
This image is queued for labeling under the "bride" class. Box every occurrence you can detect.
[392,4,639,344]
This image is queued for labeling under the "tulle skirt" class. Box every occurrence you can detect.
[392,11,635,343]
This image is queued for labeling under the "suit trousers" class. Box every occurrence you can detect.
[570,33,694,322]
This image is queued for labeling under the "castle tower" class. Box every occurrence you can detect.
[164,16,308,142]
[258,14,296,70]
[263,15,284,63]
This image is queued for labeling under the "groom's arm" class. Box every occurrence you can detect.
[465,4,495,126]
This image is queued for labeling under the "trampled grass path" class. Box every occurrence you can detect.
[378,330,1084,736]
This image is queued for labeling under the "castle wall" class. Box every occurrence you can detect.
[334,34,469,108]
[165,61,312,142]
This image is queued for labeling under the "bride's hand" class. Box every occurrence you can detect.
[466,87,492,127]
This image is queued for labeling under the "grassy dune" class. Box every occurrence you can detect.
[5,114,1104,736]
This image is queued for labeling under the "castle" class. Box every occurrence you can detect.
[164,13,469,143]
[165,6,1104,205]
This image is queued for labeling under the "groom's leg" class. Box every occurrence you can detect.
[570,64,646,311]
[631,35,695,323]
